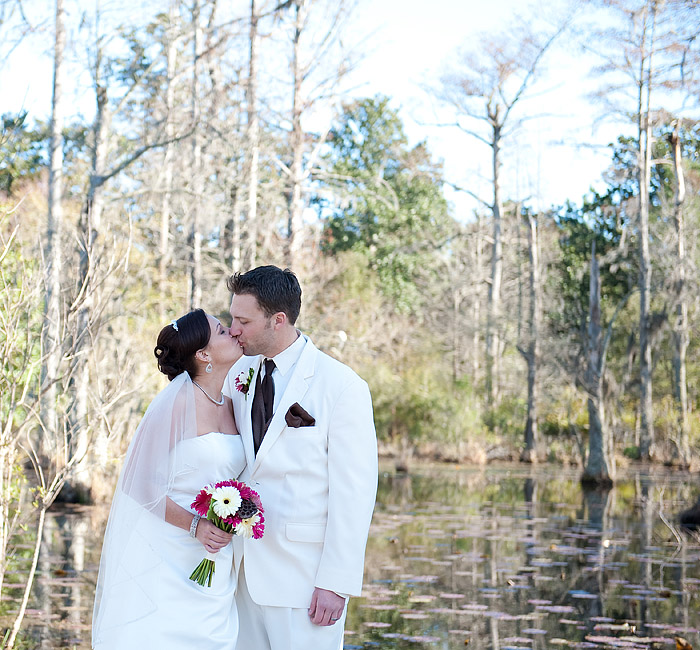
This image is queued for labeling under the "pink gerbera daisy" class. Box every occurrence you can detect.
[191,489,212,516]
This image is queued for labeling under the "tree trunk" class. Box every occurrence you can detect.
[669,122,690,466]
[0,443,17,599]
[159,1,178,318]
[244,0,259,270]
[451,284,462,383]
[521,211,539,463]
[41,0,66,463]
[582,244,613,487]
[637,3,655,461]
[486,120,503,408]
[69,75,111,501]
[188,0,202,309]
[286,0,307,269]
[472,215,483,383]
[228,184,242,271]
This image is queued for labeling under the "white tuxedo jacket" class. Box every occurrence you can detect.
[224,336,378,608]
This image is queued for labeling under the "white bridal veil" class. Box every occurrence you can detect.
[92,371,196,645]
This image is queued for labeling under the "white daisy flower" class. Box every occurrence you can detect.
[236,514,261,538]
[211,486,242,518]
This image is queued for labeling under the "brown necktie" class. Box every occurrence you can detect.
[252,358,275,454]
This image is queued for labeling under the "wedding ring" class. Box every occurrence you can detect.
[330,617,339,621]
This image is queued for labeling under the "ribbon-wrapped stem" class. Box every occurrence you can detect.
[189,551,219,587]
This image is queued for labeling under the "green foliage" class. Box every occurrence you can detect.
[650,121,700,207]
[548,123,700,339]
[541,400,587,438]
[307,251,485,452]
[483,395,527,438]
[0,113,46,195]
[0,111,90,200]
[368,354,482,447]
[623,446,640,459]
[320,96,453,313]
[0,225,42,429]
[551,190,635,338]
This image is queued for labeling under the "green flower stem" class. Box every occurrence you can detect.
[188,503,236,587]
[189,558,216,587]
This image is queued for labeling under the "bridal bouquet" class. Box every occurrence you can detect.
[189,479,265,587]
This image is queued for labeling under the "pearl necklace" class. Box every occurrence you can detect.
[192,380,225,406]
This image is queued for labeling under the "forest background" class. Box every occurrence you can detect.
[1,0,700,641]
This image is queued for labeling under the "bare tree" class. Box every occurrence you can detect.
[159,1,181,318]
[188,0,203,309]
[437,18,566,407]
[587,0,698,460]
[285,0,306,267]
[636,0,657,461]
[579,234,640,485]
[1,191,133,650]
[582,244,614,487]
[243,0,260,270]
[0,234,132,650]
[0,213,39,600]
[279,0,358,271]
[71,44,116,497]
[1,216,46,649]
[517,208,540,463]
[0,0,48,70]
[41,0,65,463]
[668,121,691,465]
[223,0,277,272]
[67,7,190,498]
[468,215,486,388]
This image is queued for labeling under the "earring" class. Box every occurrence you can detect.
[205,362,213,374]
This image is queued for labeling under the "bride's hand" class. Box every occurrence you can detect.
[195,518,233,553]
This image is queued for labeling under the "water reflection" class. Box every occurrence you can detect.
[3,465,700,649]
[351,465,700,650]
[2,506,105,649]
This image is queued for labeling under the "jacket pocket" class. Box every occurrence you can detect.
[285,522,326,543]
[288,425,322,435]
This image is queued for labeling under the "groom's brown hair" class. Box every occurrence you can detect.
[227,265,302,324]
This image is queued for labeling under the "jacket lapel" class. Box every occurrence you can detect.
[238,356,261,475]
[251,339,318,473]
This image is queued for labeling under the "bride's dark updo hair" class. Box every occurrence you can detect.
[154,309,211,380]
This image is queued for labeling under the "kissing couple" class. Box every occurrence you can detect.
[92,265,378,650]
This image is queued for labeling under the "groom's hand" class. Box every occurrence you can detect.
[308,587,345,626]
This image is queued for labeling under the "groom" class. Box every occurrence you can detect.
[224,265,378,650]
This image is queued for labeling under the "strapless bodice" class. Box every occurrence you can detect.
[169,433,246,511]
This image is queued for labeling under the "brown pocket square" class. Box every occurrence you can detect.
[285,403,316,428]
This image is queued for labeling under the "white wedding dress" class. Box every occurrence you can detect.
[94,432,246,649]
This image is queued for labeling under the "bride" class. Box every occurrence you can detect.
[92,309,245,649]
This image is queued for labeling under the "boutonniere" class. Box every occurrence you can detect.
[234,368,255,399]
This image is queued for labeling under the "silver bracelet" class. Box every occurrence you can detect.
[189,514,201,539]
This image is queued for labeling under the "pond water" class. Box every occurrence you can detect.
[2,464,700,649]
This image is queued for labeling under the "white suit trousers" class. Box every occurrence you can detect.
[234,562,346,650]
